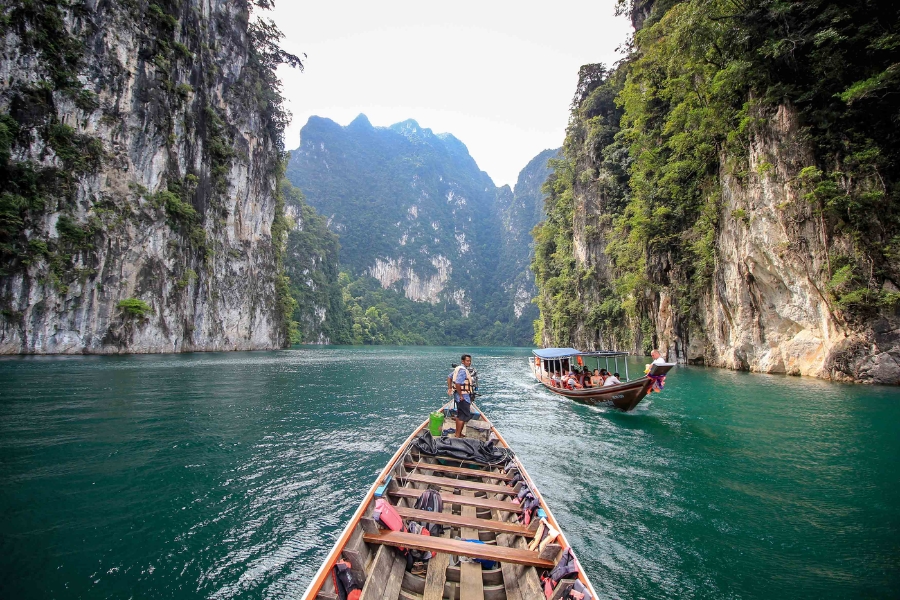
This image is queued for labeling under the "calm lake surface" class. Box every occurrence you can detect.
[1,347,898,599]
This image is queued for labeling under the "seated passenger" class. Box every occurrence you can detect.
[590,369,603,387]
[603,372,621,386]
[551,372,562,387]
[566,372,581,389]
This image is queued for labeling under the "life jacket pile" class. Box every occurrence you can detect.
[541,548,593,600]
[512,485,540,525]
[331,559,362,600]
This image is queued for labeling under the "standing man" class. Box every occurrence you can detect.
[447,354,474,438]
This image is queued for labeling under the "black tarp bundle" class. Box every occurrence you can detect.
[410,431,514,465]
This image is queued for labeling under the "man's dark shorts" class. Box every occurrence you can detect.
[456,397,472,422]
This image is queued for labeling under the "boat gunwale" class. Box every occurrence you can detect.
[299,409,432,600]
[299,402,600,600]
[484,408,601,600]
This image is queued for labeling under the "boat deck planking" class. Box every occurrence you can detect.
[302,404,597,600]
[388,488,523,513]
[402,462,513,482]
[397,472,517,497]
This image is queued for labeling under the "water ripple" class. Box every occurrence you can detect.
[1,348,898,599]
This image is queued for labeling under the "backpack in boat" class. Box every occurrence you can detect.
[331,559,362,600]
[406,521,435,562]
[412,489,444,537]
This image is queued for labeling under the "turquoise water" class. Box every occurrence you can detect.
[0,347,898,599]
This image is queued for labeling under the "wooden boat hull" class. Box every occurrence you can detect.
[540,377,653,411]
[300,404,599,600]
[531,361,675,412]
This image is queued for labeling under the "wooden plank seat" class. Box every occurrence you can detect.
[363,531,555,569]
[389,488,523,513]
[399,472,516,496]
[393,506,534,538]
[403,462,513,482]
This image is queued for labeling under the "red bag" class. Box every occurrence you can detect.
[374,498,404,531]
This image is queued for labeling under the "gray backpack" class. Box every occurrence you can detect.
[412,489,444,537]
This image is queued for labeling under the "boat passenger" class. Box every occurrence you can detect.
[603,372,621,386]
[590,369,603,386]
[565,371,581,389]
[651,349,667,366]
[447,354,475,438]
[551,372,562,387]
[580,370,592,388]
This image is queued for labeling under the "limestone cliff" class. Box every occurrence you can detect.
[0,0,296,353]
[533,1,900,384]
[496,149,558,321]
[654,104,898,383]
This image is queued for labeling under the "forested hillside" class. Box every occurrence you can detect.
[533,0,900,383]
[286,115,555,346]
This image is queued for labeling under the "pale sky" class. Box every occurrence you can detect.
[270,1,633,188]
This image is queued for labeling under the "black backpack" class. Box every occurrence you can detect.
[413,489,444,537]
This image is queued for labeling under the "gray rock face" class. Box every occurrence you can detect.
[0,1,287,353]
[673,104,899,384]
[559,103,899,385]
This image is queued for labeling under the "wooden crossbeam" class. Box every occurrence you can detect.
[399,472,515,496]
[403,462,512,482]
[410,453,504,469]
[389,488,522,513]
[363,531,554,569]
[394,506,533,538]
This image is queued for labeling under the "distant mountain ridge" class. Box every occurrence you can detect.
[286,114,556,345]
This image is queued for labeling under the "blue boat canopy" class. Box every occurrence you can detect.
[532,348,630,359]
[532,347,582,359]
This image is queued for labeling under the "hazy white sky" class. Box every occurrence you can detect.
[270,1,632,187]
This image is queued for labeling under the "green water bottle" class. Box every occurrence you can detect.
[429,411,445,436]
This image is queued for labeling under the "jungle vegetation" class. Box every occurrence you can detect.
[533,0,900,349]
[285,116,549,347]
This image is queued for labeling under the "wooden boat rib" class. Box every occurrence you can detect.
[531,348,675,411]
[301,403,599,600]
